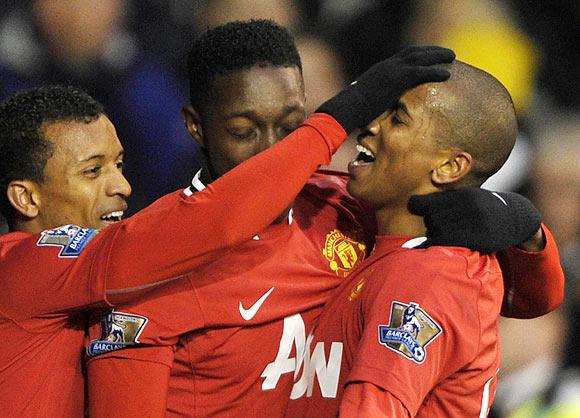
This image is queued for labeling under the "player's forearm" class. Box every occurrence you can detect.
[499,224,565,318]
[103,113,347,296]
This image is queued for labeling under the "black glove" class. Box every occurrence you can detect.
[317,45,455,133]
[408,188,542,253]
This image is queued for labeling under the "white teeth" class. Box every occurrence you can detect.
[101,210,124,221]
[356,144,375,158]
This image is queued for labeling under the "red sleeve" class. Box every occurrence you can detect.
[88,355,170,418]
[100,113,347,298]
[85,277,200,357]
[499,224,565,319]
[0,113,347,316]
[340,383,411,418]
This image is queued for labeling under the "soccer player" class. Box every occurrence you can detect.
[0,47,438,417]
[86,21,564,418]
[285,61,544,417]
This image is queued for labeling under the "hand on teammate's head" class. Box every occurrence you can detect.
[317,45,456,133]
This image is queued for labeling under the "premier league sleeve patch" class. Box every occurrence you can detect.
[378,301,442,364]
[37,224,98,257]
[87,311,148,357]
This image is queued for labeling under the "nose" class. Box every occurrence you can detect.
[108,169,132,198]
[366,120,381,135]
[357,120,380,142]
[256,129,279,153]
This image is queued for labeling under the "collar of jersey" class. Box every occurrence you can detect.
[371,235,427,256]
[186,169,293,241]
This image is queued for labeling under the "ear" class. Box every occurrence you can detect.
[6,180,40,219]
[431,151,472,186]
[181,105,205,147]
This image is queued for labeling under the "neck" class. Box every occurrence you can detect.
[11,220,42,234]
[374,203,427,237]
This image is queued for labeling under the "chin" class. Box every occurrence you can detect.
[346,179,358,197]
[97,220,120,230]
[346,180,367,201]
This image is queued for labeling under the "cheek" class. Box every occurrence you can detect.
[392,138,433,170]
[381,153,429,191]
[42,198,78,226]
[226,142,260,163]
[62,182,99,210]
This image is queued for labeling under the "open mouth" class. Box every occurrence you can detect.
[352,143,376,166]
[100,210,124,223]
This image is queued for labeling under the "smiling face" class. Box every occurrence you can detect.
[347,84,447,210]
[347,61,517,236]
[31,115,131,230]
[188,64,306,180]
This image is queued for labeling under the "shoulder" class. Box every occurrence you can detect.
[372,245,469,274]
[0,225,102,270]
[294,172,375,253]
[302,170,350,197]
[295,171,349,216]
[363,247,497,347]
[0,230,42,257]
[0,230,30,245]
[366,245,500,305]
[390,245,498,276]
[0,231,28,262]
[297,171,374,228]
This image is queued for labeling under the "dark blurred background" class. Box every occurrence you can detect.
[0,1,578,415]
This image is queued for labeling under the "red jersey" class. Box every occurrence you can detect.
[0,114,348,417]
[86,188,564,418]
[286,235,503,418]
[86,172,374,418]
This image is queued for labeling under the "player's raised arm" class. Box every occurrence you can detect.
[99,113,346,298]
[101,46,455,300]
[0,112,346,314]
[1,46,456,316]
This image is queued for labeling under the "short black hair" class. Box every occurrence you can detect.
[187,19,302,109]
[0,85,104,222]
[431,61,517,187]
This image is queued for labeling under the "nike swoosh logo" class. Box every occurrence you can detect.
[491,192,508,206]
[239,287,275,321]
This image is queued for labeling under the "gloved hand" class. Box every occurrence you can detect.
[317,45,455,133]
[408,188,542,253]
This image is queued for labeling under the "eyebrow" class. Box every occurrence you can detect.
[226,104,304,119]
[78,150,124,163]
[397,101,411,118]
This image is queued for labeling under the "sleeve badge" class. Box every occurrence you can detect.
[36,224,97,257]
[87,311,148,357]
[378,301,442,363]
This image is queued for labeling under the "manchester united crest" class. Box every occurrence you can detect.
[323,229,366,277]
